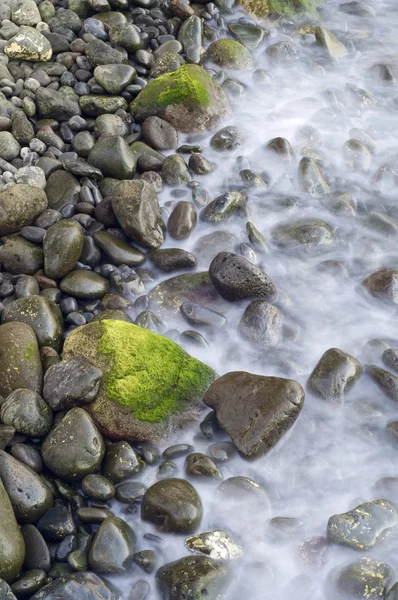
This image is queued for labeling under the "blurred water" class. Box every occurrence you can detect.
[111,1,398,598]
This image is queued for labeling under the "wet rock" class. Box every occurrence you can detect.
[93,231,145,268]
[200,191,246,222]
[362,269,398,305]
[10,569,46,596]
[315,27,348,60]
[0,236,43,275]
[62,320,215,444]
[5,26,52,61]
[265,41,299,64]
[1,389,52,437]
[185,530,243,560]
[194,231,237,264]
[180,303,226,329]
[0,580,17,599]
[29,572,121,600]
[0,185,47,236]
[327,500,398,550]
[45,171,80,212]
[2,296,64,351]
[202,39,253,71]
[189,153,215,175]
[36,502,76,542]
[142,478,202,533]
[0,450,53,524]
[204,371,305,460]
[366,365,398,401]
[382,348,398,374]
[162,155,192,186]
[209,252,276,302]
[0,479,25,583]
[60,271,110,299]
[112,180,164,249]
[239,300,282,345]
[0,322,42,398]
[41,408,105,481]
[157,555,230,600]
[94,64,136,95]
[307,348,362,400]
[332,557,393,600]
[43,220,84,280]
[149,248,197,272]
[82,474,115,501]
[210,126,243,152]
[21,525,50,572]
[272,219,335,252]
[35,88,80,120]
[148,272,221,316]
[142,116,178,150]
[185,453,223,480]
[130,64,230,134]
[43,358,102,411]
[88,136,136,180]
[229,23,265,50]
[168,201,197,240]
[89,516,135,574]
[103,441,142,483]
[116,482,146,503]
[299,157,332,196]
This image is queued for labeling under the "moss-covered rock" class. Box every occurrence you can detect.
[130,64,230,133]
[239,0,322,20]
[63,320,216,444]
[202,39,253,72]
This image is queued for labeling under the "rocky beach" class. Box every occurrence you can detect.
[0,0,398,598]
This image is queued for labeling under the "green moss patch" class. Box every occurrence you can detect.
[240,0,322,19]
[96,320,215,422]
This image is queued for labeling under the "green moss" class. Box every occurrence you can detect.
[131,64,210,116]
[24,343,36,359]
[205,39,253,70]
[97,320,215,423]
[240,0,322,19]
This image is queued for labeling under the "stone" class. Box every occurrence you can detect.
[89,516,135,574]
[0,322,42,398]
[43,358,102,411]
[142,478,202,533]
[5,27,52,61]
[85,38,127,67]
[209,252,276,302]
[79,96,128,117]
[200,191,246,222]
[332,557,393,600]
[185,453,223,480]
[36,503,76,541]
[0,450,53,524]
[29,572,121,600]
[149,248,196,272]
[12,0,41,25]
[162,155,192,186]
[148,272,221,317]
[43,220,84,280]
[41,408,105,481]
[0,185,47,236]
[239,0,322,20]
[308,348,362,400]
[366,365,398,401]
[0,236,43,275]
[88,136,136,180]
[315,27,348,60]
[60,271,110,299]
[0,132,20,162]
[1,296,64,351]
[0,480,25,582]
[130,64,230,134]
[328,500,398,550]
[299,157,332,196]
[111,180,164,249]
[93,231,145,267]
[45,171,80,211]
[35,88,80,120]
[168,201,197,240]
[239,300,282,345]
[157,556,230,600]
[0,580,17,599]
[203,372,305,460]
[82,474,115,501]
[202,39,253,71]
[103,441,142,483]
[272,219,335,252]
[21,525,50,572]
[142,116,178,150]
[362,269,398,305]
[210,126,243,152]
[0,389,52,437]
[94,64,136,95]
[185,531,243,560]
[62,320,215,444]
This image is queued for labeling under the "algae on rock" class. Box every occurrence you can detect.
[63,319,216,443]
[239,0,322,20]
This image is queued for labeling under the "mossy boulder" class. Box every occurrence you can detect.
[239,0,322,20]
[130,64,230,133]
[202,39,253,72]
[62,320,216,444]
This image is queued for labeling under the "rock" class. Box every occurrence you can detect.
[148,272,221,316]
[41,408,105,481]
[88,136,136,180]
[85,38,127,67]
[45,171,80,211]
[111,180,164,249]
[366,365,398,401]
[168,202,197,240]
[89,516,135,574]
[328,500,398,550]
[265,41,299,64]
[200,191,246,222]
[229,23,265,50]
[0,185,47,237]
[79,96,128,117]
[5,26,52,61]
[149,248,196,272]
[210,126,243,152]
[21,525,50,572]
[0,390,52,437]
[332,557,393,600]
[35,88,80,120]
[142,478,202,533]
[315,27,348,60]
[299,157,332,197]
[0,236,43,275]
[0,132,20,162]
[0,480,25,582]
[36,503,76,541]
[142,116,178,150]
[43,358,102,411]
[382,349,398,373]
[82,474,115,501]
[307,348,362,400]
[29,572,121,600]
[130,64,230,133]
[239,0,322,19]
[162,155,192,186]
[185,453,223,480]
[93,64,136,95]
[185,531,243,560]
[272,219,335,252]
[0,580,17,599]
[209,252,276,302]
[93,231,145,268]
[387,583,398,600]
[43,220,84,280]
[0,322,42,398]
[362,269,398,305]
[202,39,253,71]
[60,271,110,299]
[0,450,53,524]
[239,300,282,345]
[2,296,64,351]
[103,441,142,483]
[157,555,230,600]
[62,320,215,444]
[203,372,305,460]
